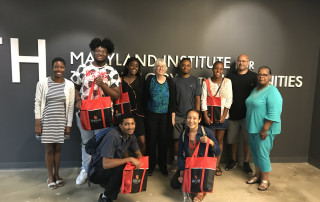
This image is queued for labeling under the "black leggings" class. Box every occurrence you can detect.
[146,112,169,171]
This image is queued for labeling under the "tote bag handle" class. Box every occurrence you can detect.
[190,133,210,159]
[87,78,102,100]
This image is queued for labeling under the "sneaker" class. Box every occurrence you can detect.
[76,169,87,185]
[225,160,237,171]
[98,193,113,202]
[170,160,178,173]
[243,162,253,175]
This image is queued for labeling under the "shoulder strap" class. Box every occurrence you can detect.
[182,126,207,143]
[182,129,187,143]
[95,126,115,147]
[201,125,207,137]
[214,78,224,97]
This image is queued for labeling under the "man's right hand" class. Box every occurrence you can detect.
[130,157,141,170]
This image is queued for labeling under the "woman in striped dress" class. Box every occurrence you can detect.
[34,57,75,189]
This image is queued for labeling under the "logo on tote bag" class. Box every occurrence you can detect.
[192,175,201,184]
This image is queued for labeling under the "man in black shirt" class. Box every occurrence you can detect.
[225,54,257,174]
[89,114,143,202]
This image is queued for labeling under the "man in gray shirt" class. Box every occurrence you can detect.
[171,58,201,169]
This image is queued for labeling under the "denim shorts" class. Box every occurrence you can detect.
[206,119,229,130]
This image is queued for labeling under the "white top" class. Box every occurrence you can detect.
[201,78,233,119]
[34,77,75,126]
[70,62,121,100]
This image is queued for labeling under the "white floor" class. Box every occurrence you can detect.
[0,163,319,202]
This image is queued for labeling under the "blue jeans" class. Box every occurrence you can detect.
[76,112,101,171]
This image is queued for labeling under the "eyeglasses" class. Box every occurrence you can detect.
[94,49,107,54]
[237,60,247,63]
[258,74,269,77]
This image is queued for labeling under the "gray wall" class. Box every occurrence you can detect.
[0,0,319,168]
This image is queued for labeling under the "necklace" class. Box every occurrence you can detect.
[188,131,197,149]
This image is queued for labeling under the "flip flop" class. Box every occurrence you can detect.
[47,178,57,190]
[246,176,261,184]
[193,193,206,202]
[215,166,223,176]
[56,179,64,187]
[258,180,270,191]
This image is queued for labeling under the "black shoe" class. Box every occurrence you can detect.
[148,169,154,176]
[160,168,168,176]
[225,160,237,171]
[98,193,113,202]
[243,162,253,175]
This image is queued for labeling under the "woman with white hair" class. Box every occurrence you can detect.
[144,58,175,176]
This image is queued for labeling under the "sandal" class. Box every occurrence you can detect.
[258,180,270,191]
[56,179,64,187]
[215,166,223,176]
[193,193,206,202]
[246,176,260,184]
[47,178,57,190]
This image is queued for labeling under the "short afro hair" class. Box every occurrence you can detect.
[89,37,115,54]
[52,57,66,68]
[119,114,135,124]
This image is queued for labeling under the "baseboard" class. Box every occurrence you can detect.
[270,156,308,163]
[0,161,80,169]
[308,157,320,169]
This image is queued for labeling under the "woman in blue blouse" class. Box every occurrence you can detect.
[144,58,175,176]
[245,66,282,191]
[178,109,220,201]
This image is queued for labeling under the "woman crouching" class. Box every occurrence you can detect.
[177,109,221,201]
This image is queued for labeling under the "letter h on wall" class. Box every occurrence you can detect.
[10,38,46,83]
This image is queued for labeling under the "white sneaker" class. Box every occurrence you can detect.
[76,169,87,185]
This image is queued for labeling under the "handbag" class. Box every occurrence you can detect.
[121,156,149,194]
[80,79,113,130]
[205,78,223,123]
[113,78,131,123]
[182,139,217,193]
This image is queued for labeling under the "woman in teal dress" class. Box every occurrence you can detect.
[245,66,282,191]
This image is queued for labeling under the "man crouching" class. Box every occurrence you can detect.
[89,114,143,202]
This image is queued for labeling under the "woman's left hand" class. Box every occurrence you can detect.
[260,129,268,140]
[200,136,208,143]
[219,115,226,123]
[65,126,71,135]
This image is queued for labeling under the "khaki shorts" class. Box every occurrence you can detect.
[172,115,187,139]
[226,118,249,144]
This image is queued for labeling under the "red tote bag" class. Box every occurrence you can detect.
[183,139,217,193]
[80,80,113,130]
[121,156,149,194]
[113,78,131,123]
[205,79,222,123]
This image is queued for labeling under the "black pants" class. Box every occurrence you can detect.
[146,112,169,171]
[90,165,125,200]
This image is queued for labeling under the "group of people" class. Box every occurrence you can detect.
[34,37,283,202]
